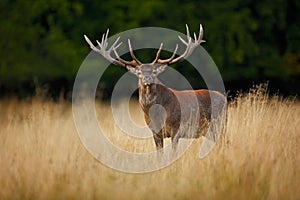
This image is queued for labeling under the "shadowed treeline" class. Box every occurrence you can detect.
[0,0,299,99]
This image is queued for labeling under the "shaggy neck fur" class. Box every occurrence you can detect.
[138,83,174,112]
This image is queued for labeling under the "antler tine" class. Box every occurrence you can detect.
[194,32,197,43]
[167,24,205,65]
[185,24,190,40]
[199,24,204,42]
[112,45,137,66]
[109,36,121,51]
[98,28,109,48]
[178,35,188,46]
[84,34,93,47]
[128,39,142,65]
[84,35,102,54]
[151,43,163,64]
[168,43,190,64]
[96,40,102,49]
[100,33,105,46]
[157,44,179,64]
[195,24,205,43]
[170,44,179,59]
[104,28,109,48]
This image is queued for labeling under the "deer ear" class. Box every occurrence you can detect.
[155,64,168,74]
[126,65,140,75]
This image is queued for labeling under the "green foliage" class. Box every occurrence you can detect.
[0,0,83,95]
[0,0,299,97]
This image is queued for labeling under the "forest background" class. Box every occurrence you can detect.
[0,0,299,99]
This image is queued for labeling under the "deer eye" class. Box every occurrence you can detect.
[152,70,157,75]
[137,71,143,77]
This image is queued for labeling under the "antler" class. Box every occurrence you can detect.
[84,29,141,67]
[85,24,205,68]
[152,24,205,65]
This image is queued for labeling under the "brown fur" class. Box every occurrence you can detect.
[139,83,226,151]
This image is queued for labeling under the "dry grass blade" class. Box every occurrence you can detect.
[0,84,299,199]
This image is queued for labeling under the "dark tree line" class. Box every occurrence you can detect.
[0,0,299,99]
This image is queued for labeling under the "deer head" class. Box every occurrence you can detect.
[84,24,205,105]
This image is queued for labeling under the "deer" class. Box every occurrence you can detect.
[84,24,227,153]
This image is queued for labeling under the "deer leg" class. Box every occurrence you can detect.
[171,132,179,154]
[153,132,163,154]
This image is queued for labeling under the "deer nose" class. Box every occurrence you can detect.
[142,76,153,85]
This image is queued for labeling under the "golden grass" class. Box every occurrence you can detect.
[0,85,300,199]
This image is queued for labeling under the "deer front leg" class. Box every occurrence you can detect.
[153,132,163,154]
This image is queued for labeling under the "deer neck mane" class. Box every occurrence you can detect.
[138,83,173,111]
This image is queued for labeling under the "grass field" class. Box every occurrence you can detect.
[0,85,300,199]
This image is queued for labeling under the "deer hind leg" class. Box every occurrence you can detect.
[171,136,179,154]
[171,129,180,155]
[206,114,225,142]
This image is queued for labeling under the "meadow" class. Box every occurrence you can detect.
[0,85,299,199]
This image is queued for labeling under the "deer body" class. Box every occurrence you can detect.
[84,24,226,152]
[139,82,226,151]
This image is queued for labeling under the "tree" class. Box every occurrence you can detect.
[0,0,299,98]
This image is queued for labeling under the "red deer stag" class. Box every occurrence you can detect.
[84,24,226,152]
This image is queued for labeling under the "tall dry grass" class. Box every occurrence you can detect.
[0,85,299,199]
